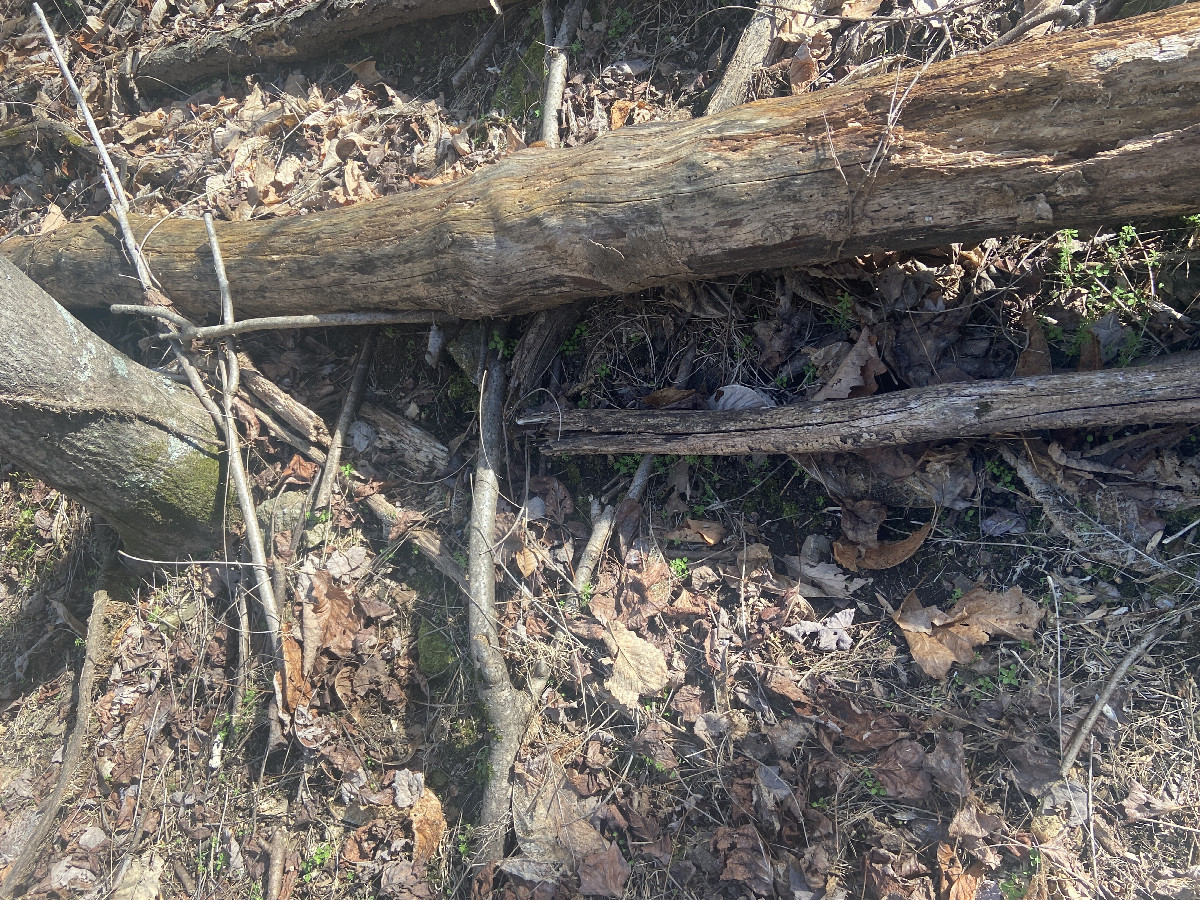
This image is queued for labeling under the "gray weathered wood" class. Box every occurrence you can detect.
[519,356,1200,455]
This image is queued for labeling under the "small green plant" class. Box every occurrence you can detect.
[613,454,641,476]
[561,323,589,354]
[998,663,1020,688]
[986,458,1016,491]
[457,827,474,859]
[669,557,689,580]
[860,772,886,797]
[830,291,855,330]
[489,329,517,358]
[579,581,594,605]
[607,6,634,38]
[594,361,612,378]
[811,796,830,810]
[302,843,335,882]
[339,462,354,478]
[949,587,965,604]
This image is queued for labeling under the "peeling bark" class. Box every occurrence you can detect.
[0,256,224,556]
[5,6,1199,322]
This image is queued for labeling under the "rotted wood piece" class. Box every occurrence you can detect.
[5,6,1200,321]
[131,0,518,95]
[519,356,1200,455]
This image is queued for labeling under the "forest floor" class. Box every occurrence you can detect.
[0,0,1199,898]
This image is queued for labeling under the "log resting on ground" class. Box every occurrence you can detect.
[132,0,518,95]
[519,356,1200,455]
[5,6,1200,321]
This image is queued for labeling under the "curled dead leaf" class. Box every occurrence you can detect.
[833,517,934,571]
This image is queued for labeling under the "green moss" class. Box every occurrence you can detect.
[416,619,456,676]
[125,435,225,553]
[492,39,545,121]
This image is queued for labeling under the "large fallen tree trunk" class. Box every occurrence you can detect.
[5,6,1199,321]
[131,0,516,95]
[519,356,1200,455]
[0,256,224,556]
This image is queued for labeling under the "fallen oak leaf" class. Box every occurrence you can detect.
[893,586,1043,679]
[662,518,727,546]
[783,607,855,651]
[813,327,888,401]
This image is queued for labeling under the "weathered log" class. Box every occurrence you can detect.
[5,7,1200,321]
[0,256,224,555]
[518,356,1200,455]
[132,0,515,95]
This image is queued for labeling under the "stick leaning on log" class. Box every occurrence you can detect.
[518,356,1200,455]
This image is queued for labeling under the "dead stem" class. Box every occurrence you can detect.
[468,358,535,865]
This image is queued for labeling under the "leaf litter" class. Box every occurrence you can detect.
[1,0,1199,898]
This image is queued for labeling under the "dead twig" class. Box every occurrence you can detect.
[204,213,284,671]
[453,4,522,90]
[0,581,115,898]
[468,358,537,865]
[312,331,377,515]
[110,306,451,341]
[1060,619,1175,777]
[573,453,655,593]
[539,0,584,147]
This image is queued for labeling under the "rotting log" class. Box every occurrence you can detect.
[5,6,1200,321]
[518,356,1200,455]
[131,0,518,95]
[0,256,224,556]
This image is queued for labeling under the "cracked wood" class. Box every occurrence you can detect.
[521,356,1200,455]
[3,6,1199,321]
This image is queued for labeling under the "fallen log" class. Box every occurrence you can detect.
[518,356,1200,455]
[5,6,1200,321]
[131,0,516,95]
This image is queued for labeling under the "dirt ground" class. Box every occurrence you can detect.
[0,0,1199,898]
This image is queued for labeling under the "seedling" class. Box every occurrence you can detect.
[669,557,689,580]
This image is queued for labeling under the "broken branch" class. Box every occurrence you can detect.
[520,356,1200,455]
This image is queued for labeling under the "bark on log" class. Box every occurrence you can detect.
[519,356,1200,455]
[0,256,224,555]
[132,0,515,95]
[5,7,1200,321]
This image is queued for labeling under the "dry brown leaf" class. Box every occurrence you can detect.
[577,842,631,898]
[610,99,635,129]
[39,203,67,234]
[813,328,889,400]
[512,753,608,865]
[893,587,1044,679]
[641,386,697,408]
[1015,312,1053,376]
[298,568,358,675]
[515,546,538,579]
[279,630,310,712]
[873,739,932,800]
[663,518,726,545]
[410,790,445,869]
[834,518,933,571]
[602,621,668,713]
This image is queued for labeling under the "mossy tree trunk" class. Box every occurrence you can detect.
[0,256,224,558]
